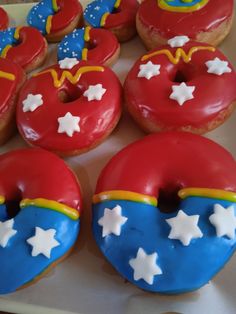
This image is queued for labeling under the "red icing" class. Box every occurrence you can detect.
[95,132,236,197]
[51,0,83,33]
[0,8,8,30]
[124,41,236,131]
[0,58,25,119]
[137,0,233,39]
[86,28,119,64]
[104,0,139,29]
[0,148,81,211]
[4,27,47,71]
[17,61,122,153]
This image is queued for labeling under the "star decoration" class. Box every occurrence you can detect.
[27,227,60,258]
[166,210,203,246]
[167,35,190,48]
[57,112,81,137]
[58,57,79,69]
[83,84,107,101]
[170,82,195,106]
[0,219,17,248]
[129,248,162,285]
[98,205,128,237]
[205,57,232,76]
[138,61,161,80]
[209,204,236,239]
[22,94,43,112]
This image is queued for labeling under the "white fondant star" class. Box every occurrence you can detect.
[58,57,79,69]
[27,227,60,258]
[83,84,107,101]
[205,57,232,76]
[98,205,128,237]
[167,35,190,48]
[138,61,161,80]
[0,219,17,248]
[22,94,43,112]
[209,204,236,239]
[57,112,81,137]
[129,248,162,285]
[170,82,195,106]
[166,210,203,246]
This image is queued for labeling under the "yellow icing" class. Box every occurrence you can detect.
[52,0,59,11]
[141,46,215,64]
[33,66,104,88]
[158,0,209,12]
[46,15,53,35]
[178,188,236,203]
[14,26,22,40]
[100,12,110,27]
[1,45,12,58]
[84,27,91,42]
[0,196,5,205]
[93,190,157,206]
[20,198,80,220]
[114,0,121,8]
[82,48,88,61]
[0,70,16,81]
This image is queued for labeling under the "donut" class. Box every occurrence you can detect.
[0,27,48,73]
[124,40,236,134]
[0,7,9,30]
[27,0,83,42]
[0,58,25,145]
[58,27,120,67]
[0,148,81,294]
[136,0,234,49]
[84,0,139,42]
[92,131,236,293]
[16,60,122,156]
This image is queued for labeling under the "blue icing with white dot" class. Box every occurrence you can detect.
[0,28,17,55]
[84,0,117,28]
[27,0,55,35]
[0,204,79,294]
[93,196,236,293]
[58,28,86,61]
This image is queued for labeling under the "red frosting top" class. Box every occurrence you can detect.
[0,8,8,30]
[124,41,236,130]
[0,148,82,211]
[0,58,25,118]
[105,0,139,28]
[3,26,47,71]
[17,61,122,153]
[95,132,236,196]
[137,0,233,39]
[51,0,83,33]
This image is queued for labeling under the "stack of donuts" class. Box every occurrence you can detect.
[0,0,236,296]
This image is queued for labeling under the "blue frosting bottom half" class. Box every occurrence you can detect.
[0,205,79,294]
[161,0,205,7]
[92,197,236,293]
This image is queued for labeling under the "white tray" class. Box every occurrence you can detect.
[1,2,236,314]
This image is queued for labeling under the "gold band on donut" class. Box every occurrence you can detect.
[179,188,236,203]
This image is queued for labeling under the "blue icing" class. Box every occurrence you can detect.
[92,196,236,293]
[0,205,79,294]
[58,28,86,61]
[164,0,204,7]
[27,0,55,35]
[84,0,117,28]
[0,28,17,55]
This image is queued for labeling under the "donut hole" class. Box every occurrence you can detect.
[58,88,83,103]
[84,40,97,50]
[111,7,121,14]
[158,188,181,214]
[173,70,188,83]
[5,198,21,219]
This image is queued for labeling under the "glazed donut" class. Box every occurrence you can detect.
[0,58,25,145]
[124,40,236,134]
[27,0,83,42]
[0,148,81,294]
[58,27,120,67]
[0,7,8,30]
[92,131,236,293]
[0,27,47,73]
[136,0,234,49]
[16,60,122,156]
[84,0,139,42]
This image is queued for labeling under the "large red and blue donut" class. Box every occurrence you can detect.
[92,132,236,293]
[0,148,81,294]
